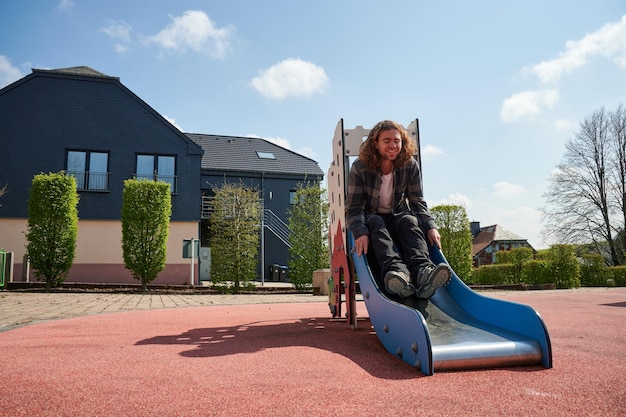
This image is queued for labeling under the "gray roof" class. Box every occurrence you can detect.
[472,224,530,256]
[186,133,324,177]
[33,66,118,80]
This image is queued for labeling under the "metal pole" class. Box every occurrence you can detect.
[190,238,195,286]
[261,212,265,286]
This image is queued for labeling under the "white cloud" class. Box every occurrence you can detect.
[250,58,329,100]
[553,118,575,133]
[0,56,23,88]
[263,135,291,150]
[163,116,183,131]
[57,0,74,11]
[500,89,559,123]
[295,146,316,159]
[100,20,133,53]
[503,15,626,124]
[492,181,526,199]
[421,144,444,159]
[483,206,544,248]
[431,192,472,208]
[525,14,626,84]
[253,134,316,159]
[143,10,234,59]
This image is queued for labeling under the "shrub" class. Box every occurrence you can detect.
[121,179,171,291]
[473,264,517,285]
[26,172,79,290]
[608,266,626,286]
[580,254,609,287]
[546,244,580,288]
[522,259,551,285]
[497,247,534,284]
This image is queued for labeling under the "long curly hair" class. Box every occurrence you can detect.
[359,120,416,170]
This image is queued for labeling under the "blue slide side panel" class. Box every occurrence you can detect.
[429,248,552,369]
[351,245,435,375]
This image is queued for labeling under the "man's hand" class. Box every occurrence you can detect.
[427,228,442,250]
[354,235,369,257]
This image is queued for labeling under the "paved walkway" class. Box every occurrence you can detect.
[0,287,616,332]
[0,291,328,332]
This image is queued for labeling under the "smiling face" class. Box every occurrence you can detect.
[375,129,402,162]
[360,120,415,172]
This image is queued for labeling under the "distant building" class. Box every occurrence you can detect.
[470,221,535,267]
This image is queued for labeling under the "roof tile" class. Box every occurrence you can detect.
[186,133,324,177]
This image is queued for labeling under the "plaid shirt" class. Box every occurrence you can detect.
[345,158,437,239]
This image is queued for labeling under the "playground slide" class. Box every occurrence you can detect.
[351,239,553,375]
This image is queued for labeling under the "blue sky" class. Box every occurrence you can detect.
[2,1,626,249]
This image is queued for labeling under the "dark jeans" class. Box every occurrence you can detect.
[366,212,433,282]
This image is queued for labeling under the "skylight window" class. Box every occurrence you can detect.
[256,151,276,159]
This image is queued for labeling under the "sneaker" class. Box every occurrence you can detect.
[384,270,416,298]
[414,263,451,299]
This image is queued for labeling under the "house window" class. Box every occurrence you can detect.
[67,150,109,191]
[289,190,297,205]
[256,151,276,160]
[136,154,177,193]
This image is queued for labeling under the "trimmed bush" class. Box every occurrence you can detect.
[121,179,171,291]
[472,245,586,288]
[580,254,610,287]
[26,172,79,290]
[497,247,534,284]
[546,244,581,289]
[473,264,517,285]
[608,266,626,287]
[522,259,551,285]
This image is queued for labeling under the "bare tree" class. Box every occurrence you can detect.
[542,105,625,265]
[609,104,626,258]
[0,184,7,207]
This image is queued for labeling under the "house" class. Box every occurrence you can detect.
[186,133,324,281]
[0,66,323,286]
[470,221,535,267]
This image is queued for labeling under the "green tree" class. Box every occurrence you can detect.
[209,182,261,293]
[430,204,473,282]
[121,179,171,291]
[287,182,329,290]
[26,172,79,290]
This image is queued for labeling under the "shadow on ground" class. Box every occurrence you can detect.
[135,315,426,380]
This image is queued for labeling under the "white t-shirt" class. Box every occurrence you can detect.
[379,172,393,213]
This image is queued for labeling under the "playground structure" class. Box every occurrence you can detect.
[327,119,552,375]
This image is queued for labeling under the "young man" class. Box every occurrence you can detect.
[345,120,451,299]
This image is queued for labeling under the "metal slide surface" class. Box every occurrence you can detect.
[352,238,552,375]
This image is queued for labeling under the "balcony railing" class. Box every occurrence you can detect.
[134,173,178,194]
[68,171,110,192]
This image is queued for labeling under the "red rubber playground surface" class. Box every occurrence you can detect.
[0,288,624,417]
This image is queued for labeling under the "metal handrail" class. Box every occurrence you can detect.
[263,209,292,248]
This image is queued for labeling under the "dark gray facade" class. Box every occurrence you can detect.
[0,67,203,221]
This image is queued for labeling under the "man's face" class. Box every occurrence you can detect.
[375,129,402,161]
